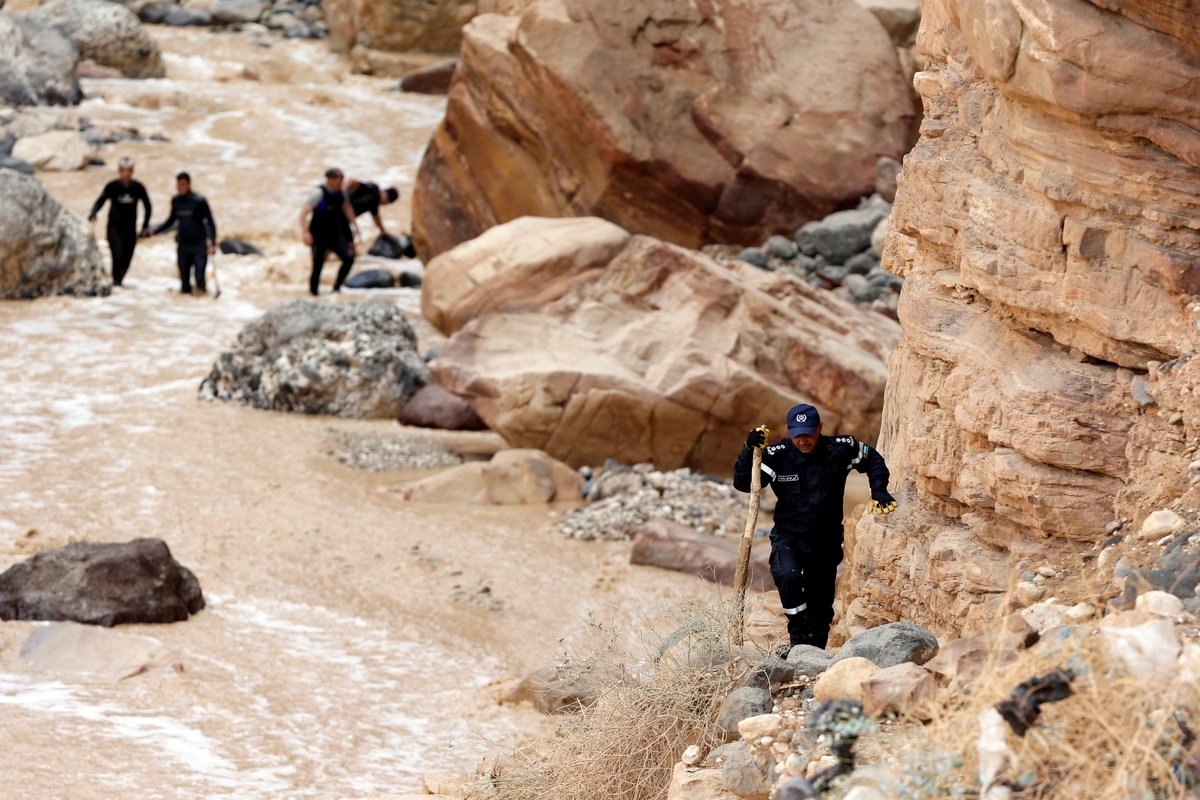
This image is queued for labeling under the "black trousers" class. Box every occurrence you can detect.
[107,222,137,286]
[310,235,354,295]
[178,246,208,293]
[768,530,843,648]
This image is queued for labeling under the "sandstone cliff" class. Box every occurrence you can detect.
[324,0,478,55]
[411,0,915,260]
[837,0,1200,641]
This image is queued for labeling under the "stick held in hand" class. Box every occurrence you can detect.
[733,424,769,645]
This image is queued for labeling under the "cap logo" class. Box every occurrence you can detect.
[796,414,807,422]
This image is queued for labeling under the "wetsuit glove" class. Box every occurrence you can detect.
[745,427,767,449]
[869,490,897,515]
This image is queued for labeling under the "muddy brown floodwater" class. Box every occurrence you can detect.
[0,26,723,798]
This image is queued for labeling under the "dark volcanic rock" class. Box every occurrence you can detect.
[397,383,487,431]
[343,268,396,289]
[0,539,204,626]
[368,232,416,260]
[199,298,430,418]
[833,621,939,668]
[218,237,264,256]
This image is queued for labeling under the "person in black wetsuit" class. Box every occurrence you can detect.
[734,403,897,649]
[147,172,217,294]
[87,157,152,287]
[300,168,359,295]
[345,179,399,236]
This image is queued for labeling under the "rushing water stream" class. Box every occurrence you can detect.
[0,26,712,798]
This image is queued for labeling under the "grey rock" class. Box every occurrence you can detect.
[0,169,108,298]
[795,202,891,265]
[0,155,35,174]
[786,643,834,676]
[875,155,902,202]
[343,268,395,289]
[137,4,172,24]
[0,12,81,107]
[368,232,416,260]
[210,0,267,24]
[794,254,817,272]
[716,685,772,739]
[0,131,14,155]
[0,539,204,626]
[832,621,939,668]
[32,0,163,79]
[736,247,769,268]
[282,24,312,38]
[398,271,422,288]
[765,234,798,260]
[1105,520,1124,534]
[844,249,879,275]
[816,264,848,286]
[218,237,264,256]
[1131,375,1155,406]
[739,654,795,689]
[721,740,776,797]
[199,299,430,418]
[842,274,869,295]
[162,7,212,25]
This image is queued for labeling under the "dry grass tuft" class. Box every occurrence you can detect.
[871,626,1200,800]
[471,598,760,800]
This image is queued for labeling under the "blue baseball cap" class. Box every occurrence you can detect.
[786,403,821,436]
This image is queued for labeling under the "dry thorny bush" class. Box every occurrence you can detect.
[468,593,1200,800]
[468,595,768,800]
[860,626,1200,800]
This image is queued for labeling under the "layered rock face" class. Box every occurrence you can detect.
[432,233,900,475]
[411,0,915,260]
[837,0,1200,641]
[0,170,109,299]
[324,0,478,54]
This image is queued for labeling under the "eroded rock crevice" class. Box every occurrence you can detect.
[837,0,1200,641]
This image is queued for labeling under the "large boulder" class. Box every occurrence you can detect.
[324,0,478,55]
[832,621,939,669]
[432,235,900,474]
[836,0,1200,641]
[0,12,81,107]
[199,299,430,418]
[0,169,108,299]
[0,539,205,627]
[630,518,774,591]
[397,448,583,504]
[412,0,915,260]
[421,215,631,335]
[31,0,164,79]
[11,130,91,171]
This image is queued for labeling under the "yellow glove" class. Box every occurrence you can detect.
[869,492,897,515]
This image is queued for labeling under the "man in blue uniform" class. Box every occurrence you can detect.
[148,172,217,294]
[734,403,896,649]
[87,157,152,287]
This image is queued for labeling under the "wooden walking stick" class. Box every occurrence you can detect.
[733,425,769,645]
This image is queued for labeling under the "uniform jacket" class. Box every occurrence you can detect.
[154,192,216,248]
[733,435,890,553]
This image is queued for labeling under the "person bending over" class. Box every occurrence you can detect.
[345,178,399,236]
[87,157,151,287]
[301,168,358,295]
[734,404,896,650]
[148,172,217,295]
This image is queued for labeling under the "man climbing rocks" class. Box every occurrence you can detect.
[87,157,151,287]
[734,404,896,650]
[301,168,358,295]
[345,178,399,237]
[147,172,217,295]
